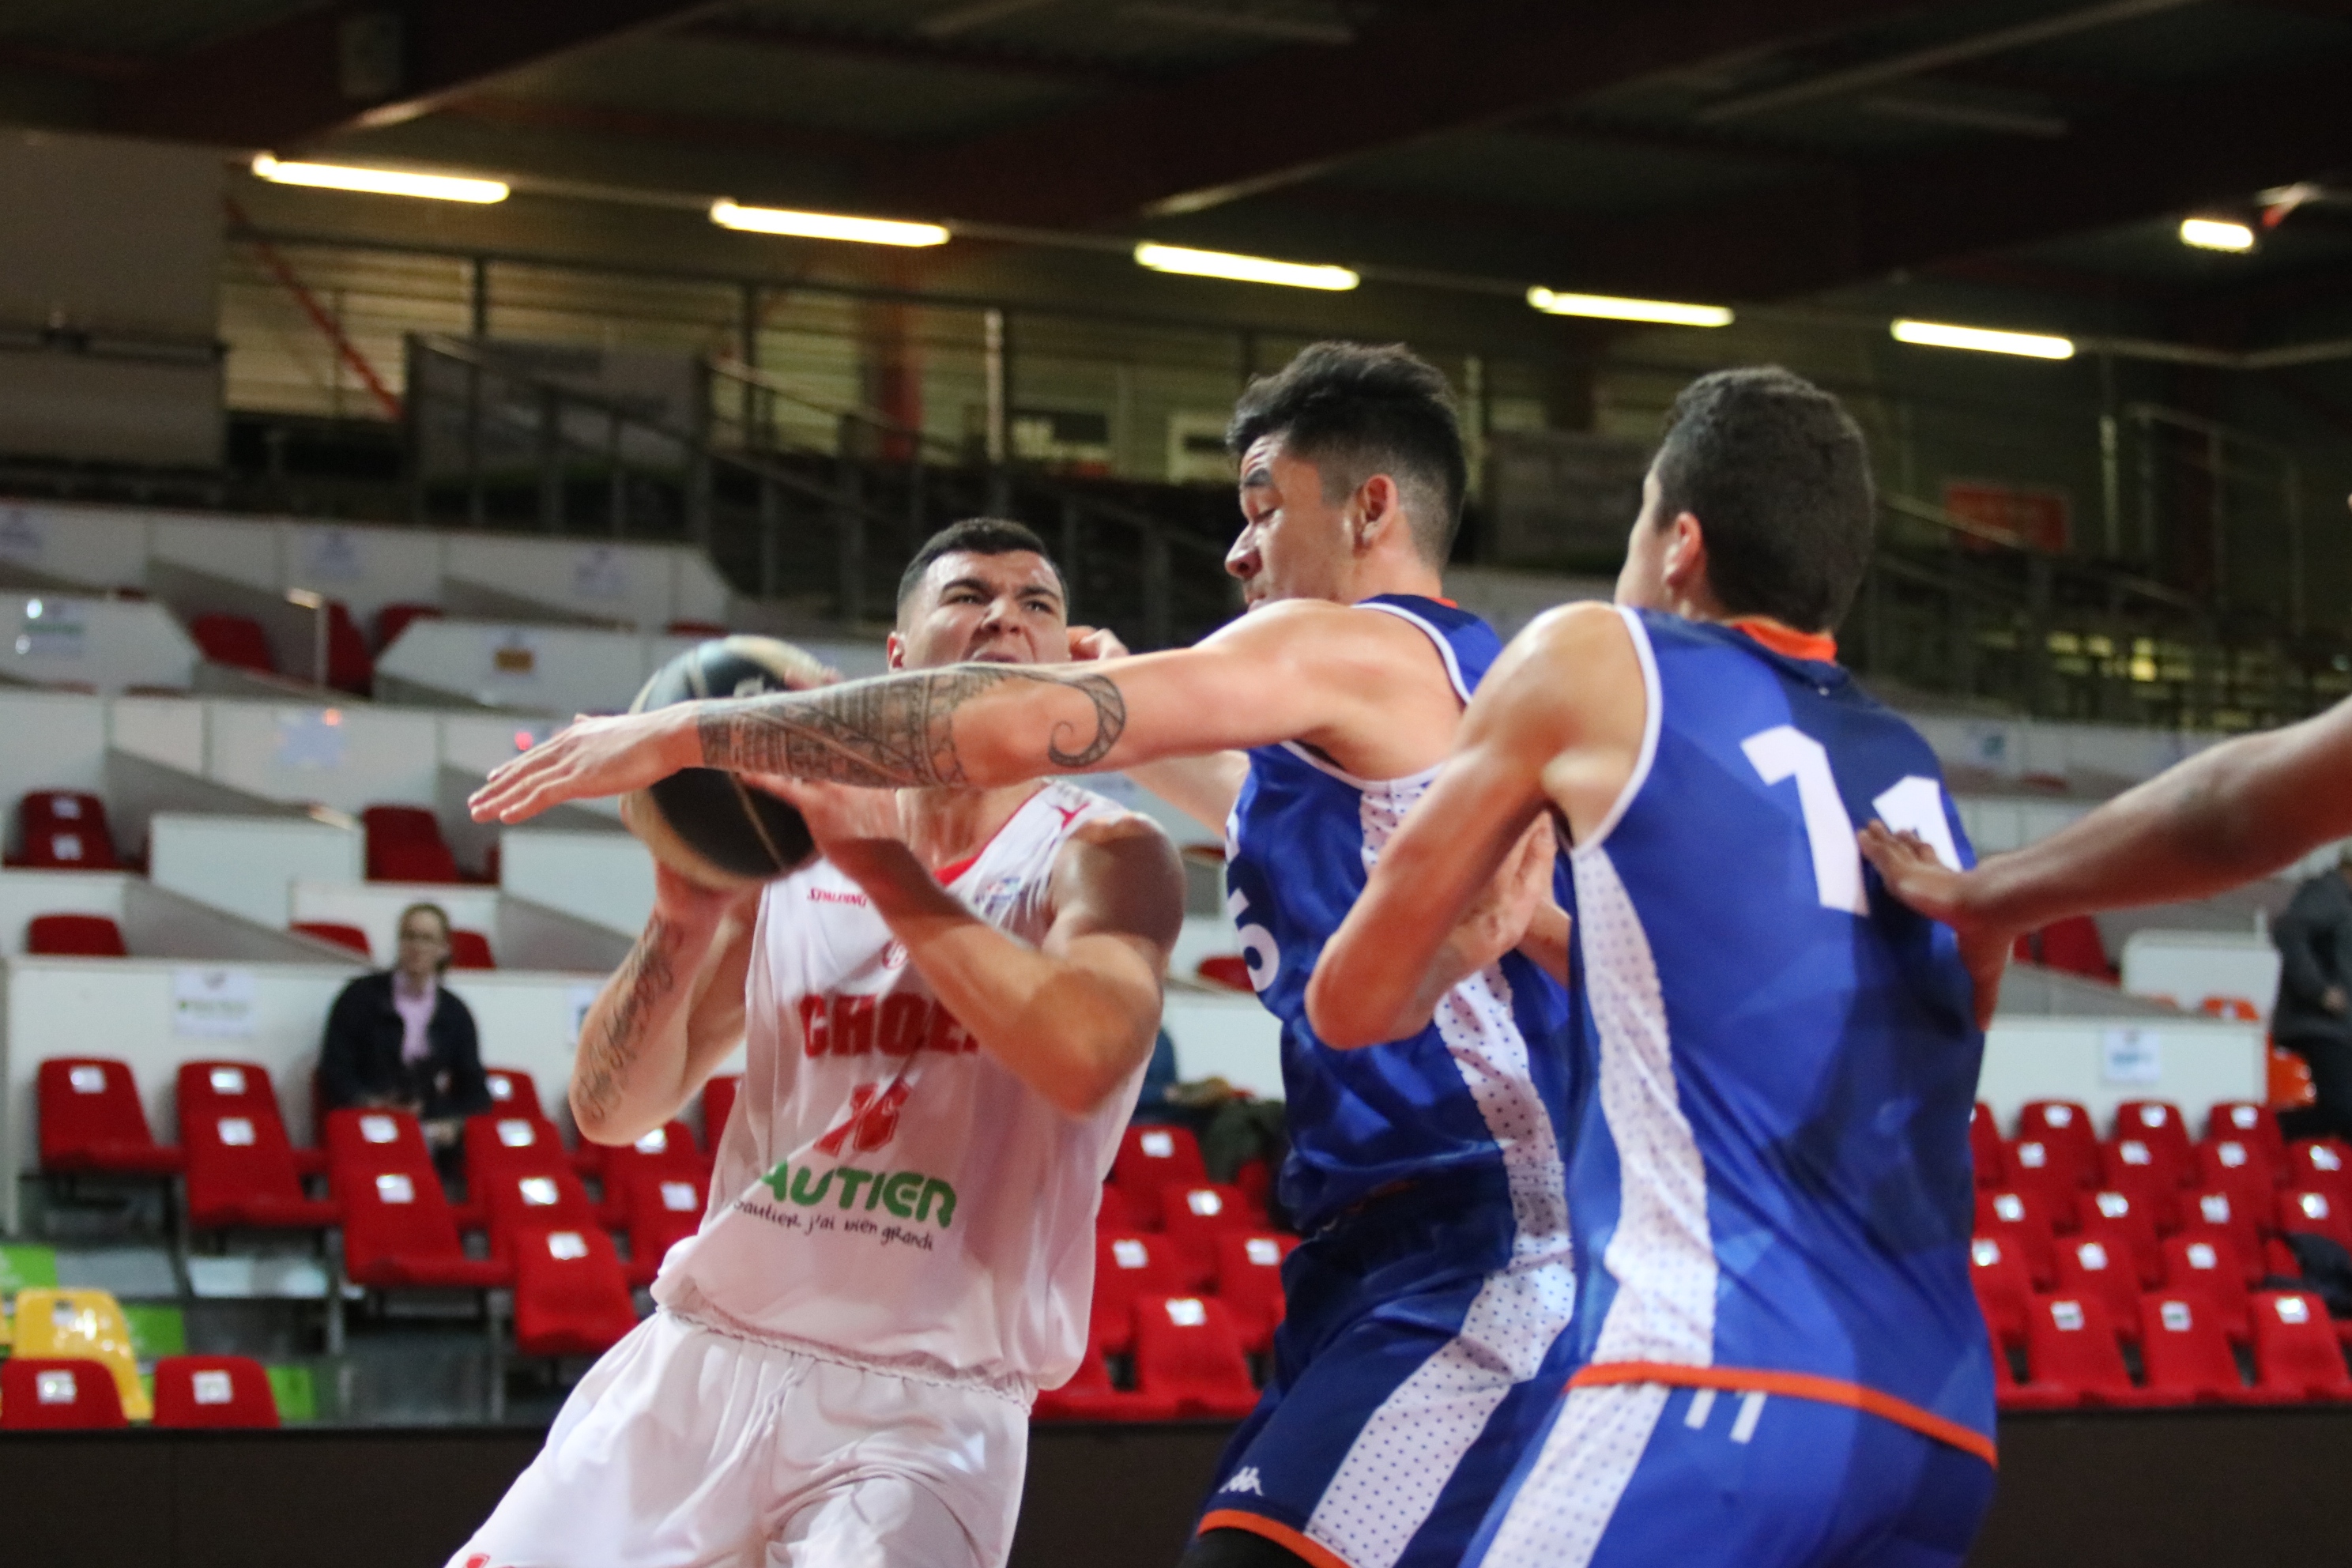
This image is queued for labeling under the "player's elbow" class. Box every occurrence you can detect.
[1303,963,1385,1050]
[569,1087,650,1148]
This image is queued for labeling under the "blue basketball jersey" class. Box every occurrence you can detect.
[1223,594,1577,1234]
[1557,609,1994,1456]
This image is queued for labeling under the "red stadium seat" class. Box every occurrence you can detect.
[2113,1100,2194,1178]
[2034,916,2113,981]
[2161,1233,2253,1344]
[1112,1125,1211,1207]
[578,1118,702,1193]
[701,1074,741,1152]
[25,914,127,957]
[2278,1189,2352,1253]
[2098,1139,2184,1233]
[2192,1140,2280,1241]
[484,1069,546,1118]
[2003,1140,2080,1226]
[11,790,121,869]
[665,620,729,638]
[511,1227,640,1357]
[152,1355,282,1428]
[1095,1182,1149,1234]
[1159,1183,1265,1280]
[2137,1295,2254,1405]
[2055,1236,2143,1340]
[326,1110,508,1291]
[325,600,373,695]
[1033,1341,1182,1422]
[2015,1101,2100,1189]
[1969,1102,2007,1189]
[2207,1102,2288,1174]
[1214,1233,1298,1357]
[1132,1295,1261,1419]
[1093,1231,1198,1353]
[0,1357,128,1430]
[362,805,460,884]
[2018,1295,2165,1408]
[1969,1235,2034,1350]
[37,1057,183,1177]
[2079,1189,2162,1285]
[471,1128,602,1266]
[617,1167,709,1288]
[374,601,443,650]
[291,921,372,960]
[447,929,496,970]
[190,612,276,674]
[1976,1189,2060,1288]
[2201,995,2262,1023]
[2250,1291,2352,1401]
[177,1061,337,1231]
[2285,1139,2352,1206]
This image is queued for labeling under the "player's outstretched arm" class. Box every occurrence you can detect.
[1860,692,2352,1027]
[570,865,762,1144]
[466,600,1452,824]
[773,782,1185,1116]
[1309,602,1640,1048]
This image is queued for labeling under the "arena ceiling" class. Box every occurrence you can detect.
[6,0,2352,339]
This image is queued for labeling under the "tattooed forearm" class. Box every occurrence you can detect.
[574,914,683,1125]
[697,664,1127,786]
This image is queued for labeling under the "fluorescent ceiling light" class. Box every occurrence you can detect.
[1527,287,1732,327]
[2179,217,2255,253]
[251,154,507,204]
[1133,243,1358,290]
[709,200,948,247]
[1890,318,2075,360]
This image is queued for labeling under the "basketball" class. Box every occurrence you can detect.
[620,636,831,890]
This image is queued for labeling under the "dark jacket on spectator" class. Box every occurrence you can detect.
[318,971,492,1122]
[2274,870,2352,1045]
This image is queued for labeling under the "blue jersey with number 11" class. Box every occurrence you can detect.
[1223,595,1576,1234]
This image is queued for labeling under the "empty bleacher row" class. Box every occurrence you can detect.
[1972,1097,2352,1407]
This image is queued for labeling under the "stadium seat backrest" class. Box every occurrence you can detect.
[177,1060,326,1228]
[481,1155,601,1261]
[291,921,373,960]
[1092,1232,1197,1350]
[190,612,276,674]
[1159,1183,1265,1275]
[9,1288,150,1420]
[511,1227,640,1357]
[447,929,496,970]
[0,1357,127,1430]
[26,913,128,957]
[1113,1124,1210,1197]
[36,1057,179,1175]
[1969,1102,2007,1188]
[2002,1141,2080,1227]
[702,1074,741,1152]
[2137,1295,2246,1404]
[2113,1100,2193,1172]
[483,1069,545,1118]
[2016,1101,2100,1185]
[2251,1291,2352,1400]
[2286,1139,2352,1204]
[1132,1295,1260,1418]
[14,790,121,869]
[2199,995,2262,1023]
[592,1119,703,1184]
[326,600,373,695]
[2161,1233,2253,1343]
[2279,1188,2352,1253]
[2080,1190,2162,1284]
[363,805,460,884]
[1974,1188,2058,1287]
[1969,1235,2035,1348]
[1213,1232,1298,1355]
[2207,1102,2287,1170]
[2023,1295,2140,1405]
[153,1355,280,1428]
[2055,1237,2142,1332]
[2035,916,2113,981]
[2179,1188,2267,1287]
[327,1109,469,1273]
[2098,1142,2184,1232]
[622,1166,709,1275]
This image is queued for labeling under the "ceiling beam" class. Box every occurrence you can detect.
[1535,50,2352,305]
[676,18,1155,89]
[861,0,1915,227]
[98,0,726,150]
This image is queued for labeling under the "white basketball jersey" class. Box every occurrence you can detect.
[654,781,1146,1398]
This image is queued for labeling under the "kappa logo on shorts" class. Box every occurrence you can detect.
[1220,1467,1264,1496]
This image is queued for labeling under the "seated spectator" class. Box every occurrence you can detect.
[318,903,491,1158]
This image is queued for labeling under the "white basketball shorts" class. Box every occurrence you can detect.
[449,1310,1029,1568]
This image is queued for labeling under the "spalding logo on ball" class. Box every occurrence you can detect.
[621,636,833,890]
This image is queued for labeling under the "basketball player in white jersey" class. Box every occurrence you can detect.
[450,518,1184,1568]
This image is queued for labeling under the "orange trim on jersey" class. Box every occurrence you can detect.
[1729,618,1838,664]
[1566,1363,1996,1468]
[1197,1511,1357,1568]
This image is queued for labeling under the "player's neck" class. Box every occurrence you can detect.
[1340,552,1445,606]
[895,782,1042,874]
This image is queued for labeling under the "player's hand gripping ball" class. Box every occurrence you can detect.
[620,636,835,890]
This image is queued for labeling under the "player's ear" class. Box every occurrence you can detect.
[1354,473,1399,552]
[1663,511,1709,596]
[884,631,906,670]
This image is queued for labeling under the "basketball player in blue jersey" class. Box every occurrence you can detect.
[1310,367,1997,1568]
[472,342,1580,1568]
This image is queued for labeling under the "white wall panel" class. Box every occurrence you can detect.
[1977,1016,2263,1129]
[2120,930,2283,1019]
[110,694,207,774]
[0,692,107,853]
[203,702,438,811]
[149,813,361,930]
[499,831,655,936]
[0,869,127,955]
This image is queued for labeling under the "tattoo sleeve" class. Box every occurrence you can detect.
[696,664,1127,786]
[575,914,683,1124]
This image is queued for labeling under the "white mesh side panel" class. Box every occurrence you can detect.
[1478,1383,1672,1568]
[1304,777,1577,1568]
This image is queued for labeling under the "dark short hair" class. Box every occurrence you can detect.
[895,518,1065,616]
[1226,341,1466,565]
[1651,367,1875,632]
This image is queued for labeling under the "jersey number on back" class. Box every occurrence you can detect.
[1740,726,1958,916]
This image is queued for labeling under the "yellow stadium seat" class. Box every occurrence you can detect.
[9,1288,150,1421]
